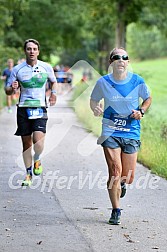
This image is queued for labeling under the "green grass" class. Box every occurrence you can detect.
[0,81,6,109]
[132,58,167,177]
[72,58,167,179]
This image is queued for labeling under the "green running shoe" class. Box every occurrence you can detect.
[109,209,121,225]
[8,108,12,113]
[22,174,32,186]
[33,160,43,176]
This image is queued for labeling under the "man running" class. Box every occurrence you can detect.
[1,58,14,113]
[90,47,152,225]
[6,39,57,186]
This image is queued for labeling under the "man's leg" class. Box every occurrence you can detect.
[121,152,138,184]
[21,135,33,168]
[21,135,33,186]
[33,131,45,159]
[119,152,138,198]
[103,147,123,224]
[6,95,12,112]
[103,147,122,209]
[33,131,45,175]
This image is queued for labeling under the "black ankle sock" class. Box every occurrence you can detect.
[26,166,32,176]
[113,208,121,212]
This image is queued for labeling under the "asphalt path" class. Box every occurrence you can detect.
[0,93,167,252]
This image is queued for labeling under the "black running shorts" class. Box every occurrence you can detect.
[15,107,48,136]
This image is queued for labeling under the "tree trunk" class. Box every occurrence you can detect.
[115,20,126,48]
[115,2,127,49]
[98,38,111,74]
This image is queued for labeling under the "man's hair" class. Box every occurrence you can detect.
[7,58,14,63]
[109,47,127,61]
[24,39,40,50]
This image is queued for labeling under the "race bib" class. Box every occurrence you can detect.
[108,114,131,132]
[26,108,43,119]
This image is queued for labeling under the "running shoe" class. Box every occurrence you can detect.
[120,181,126,198]
[33,160,43,176]
[22,174,32,186]
[8,108,12,113]
[109,209,121,225]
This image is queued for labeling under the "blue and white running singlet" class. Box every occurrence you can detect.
[7,60,56,107]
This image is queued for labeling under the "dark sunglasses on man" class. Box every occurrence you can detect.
[111,55,129,61]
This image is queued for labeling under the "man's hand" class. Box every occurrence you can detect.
[49,93,57,106]
[12,81,19,91]
[93,103,103,117]
[6,81,19,95]
[130,109,143,120]
[90,100,103,117]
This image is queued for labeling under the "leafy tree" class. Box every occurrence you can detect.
[10,0,88,60]
[86,0,146,48]
[0,0,29,69]
[0,0,167,71]
[127,23,167,60]
[139,0,167,35]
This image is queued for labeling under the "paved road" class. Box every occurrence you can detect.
[0,94,167,252]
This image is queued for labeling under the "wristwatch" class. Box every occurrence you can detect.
[51,90,56,94]
[139,108,145,117]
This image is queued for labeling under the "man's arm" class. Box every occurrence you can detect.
[131,96,152,120]
[140,97,152,112]
[1,69,6,80]
[0,76,6,80]
[5,67,18,95]
[90,99,103,117]
[49,81,57,106]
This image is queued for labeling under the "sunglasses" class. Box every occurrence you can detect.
[111,55,129,61]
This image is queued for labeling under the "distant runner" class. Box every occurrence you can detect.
[1,58,15,113]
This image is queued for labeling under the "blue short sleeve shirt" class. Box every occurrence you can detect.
[90,72,150,140]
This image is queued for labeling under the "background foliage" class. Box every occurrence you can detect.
[0,0,167,71]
